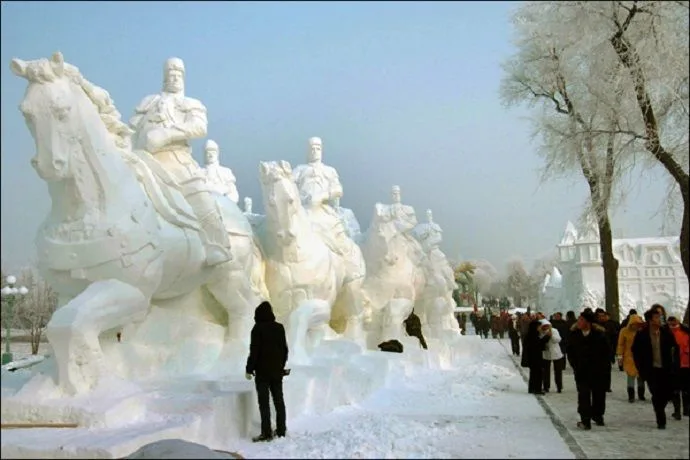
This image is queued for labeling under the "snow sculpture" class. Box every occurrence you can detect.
[384,185,419,232]
[130,57,232,266]
[413,209,458,337]
[204,139,240,203]
[361,203,426,347]
[333,197,364,244]
[257,160,366,355]
[10,53,267,394]
[242,196,265,231]
[379,295,415,344]
[292,137,367,335]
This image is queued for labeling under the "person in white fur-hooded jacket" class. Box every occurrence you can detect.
[539,319,564,393]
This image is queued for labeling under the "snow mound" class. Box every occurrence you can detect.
[125,439,240,459]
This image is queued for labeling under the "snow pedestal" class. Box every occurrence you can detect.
[1,333,471,459]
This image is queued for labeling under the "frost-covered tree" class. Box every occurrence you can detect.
[16,268,58,355]
[600,1,690,323]
[468,259,499,295]
[505,258,532,307]
[502,1,689,320]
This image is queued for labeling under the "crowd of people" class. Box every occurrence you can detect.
[505,304,689,430]
[242,298,688,442]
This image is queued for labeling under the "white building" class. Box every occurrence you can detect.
[540,217,688,321]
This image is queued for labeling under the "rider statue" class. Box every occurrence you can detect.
[204,139,239,203]
[129,57,231,266]
[414,209,443,252]
[386,185,419,234]
[243,197,253,214]
[292,139,351,250]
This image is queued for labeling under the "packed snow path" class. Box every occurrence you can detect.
[231,337,574,459]
[501,339,690,460]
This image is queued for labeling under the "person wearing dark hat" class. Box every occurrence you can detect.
[566,310,611,430]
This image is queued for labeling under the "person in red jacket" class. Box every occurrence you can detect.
[668,316,690,417]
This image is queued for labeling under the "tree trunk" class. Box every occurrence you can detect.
[609,20,690,324]
[682,202,690,325]
[598,216,620,321]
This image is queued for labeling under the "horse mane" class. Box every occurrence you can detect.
[22,57,133,151]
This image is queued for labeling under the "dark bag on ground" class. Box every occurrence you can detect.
[378,340,404,353]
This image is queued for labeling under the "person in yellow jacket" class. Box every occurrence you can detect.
[616,314,647,402]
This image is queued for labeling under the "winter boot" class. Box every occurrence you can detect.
[627,387,635,403]
[638,386,646,401]
[252,433,273,443]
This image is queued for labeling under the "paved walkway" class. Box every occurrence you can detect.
[498,339,690,460]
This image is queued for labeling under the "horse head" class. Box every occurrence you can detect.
[259,160,306,246]
[364,203,406,268]
[11,52,137,225]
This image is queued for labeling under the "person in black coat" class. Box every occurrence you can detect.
[245,301,289,442]
[508,316,521,356]
[596,310,620,392]
[632,308,680,429]
[525,319,550,394]
[566,311,611,430]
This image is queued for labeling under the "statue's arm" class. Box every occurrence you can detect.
[129,95,157,131]
[168,98,208,142]
[226,171,240,203]
[328,169,344,201]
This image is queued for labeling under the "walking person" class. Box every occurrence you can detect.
[667,316,689,418]
[596,309,619,392]
[245,301,290,442]
[550,312,568,386]
[519,313,532,367]
[539,319,564,393]
[566,311,610,430]
[525,319,550,395]
[616,314,646,402]
[632,307,680,429]
[508,316,521,356]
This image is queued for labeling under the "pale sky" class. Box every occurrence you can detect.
[0,1,672,273]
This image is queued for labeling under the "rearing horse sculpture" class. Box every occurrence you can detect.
[257,161,366,353]
[10,52,266,394]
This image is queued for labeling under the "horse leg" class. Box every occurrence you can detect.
[206,267,259,349]
[45,279,148,395]
[333,277,367,346]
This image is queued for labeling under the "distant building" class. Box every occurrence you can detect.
[540,216,688,320]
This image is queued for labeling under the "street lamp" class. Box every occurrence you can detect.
[1,275,28,365]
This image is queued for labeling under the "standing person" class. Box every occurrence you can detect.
[550,312,568,386]
[567,311,610,430]
[508,316,521,356]
[621,309,638,328]
[525,319,550,395]
[596,310,619,392]
[616,314,646,402]
[540,319,564,393]
[519,313,532,367]
[479,314,490,339]
[245,301,289,442]
[632,308,680,429]
[564,310,577,368]
[667,316,689,418]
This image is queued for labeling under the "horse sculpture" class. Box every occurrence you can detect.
[257,161,367,360]
[360,203,426,346]
[11,52,266,394]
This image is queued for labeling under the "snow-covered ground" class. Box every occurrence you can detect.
[228,337,573,459]
[1,337,573,459]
